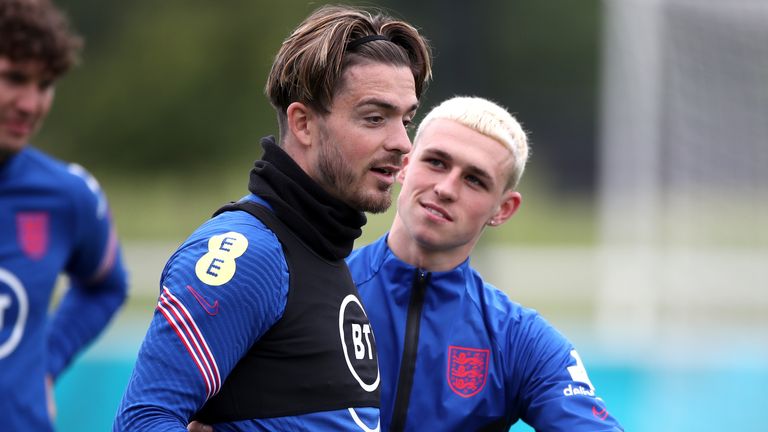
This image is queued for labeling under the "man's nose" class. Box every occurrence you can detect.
[386,122,413,154]
[15,86,47,113]
[434,172,460,201]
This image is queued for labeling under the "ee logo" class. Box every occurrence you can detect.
[195,232,248,286]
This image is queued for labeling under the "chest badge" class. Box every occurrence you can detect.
[16,212,49,260]
[447,345,489,398]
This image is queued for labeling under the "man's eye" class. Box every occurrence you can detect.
[466,176,486,188]
[1,71,27,85]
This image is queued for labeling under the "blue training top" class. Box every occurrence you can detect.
[114,195,379,431]
[349,234,624,431]
[1,147,128,431]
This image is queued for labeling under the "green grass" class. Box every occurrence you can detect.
[101,171,248,242]
[100,172,597,246]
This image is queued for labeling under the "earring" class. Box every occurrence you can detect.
[487,220,497,226]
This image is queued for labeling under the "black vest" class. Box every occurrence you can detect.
[194,201,380,422]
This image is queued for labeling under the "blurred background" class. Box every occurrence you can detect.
[41,0,767,430]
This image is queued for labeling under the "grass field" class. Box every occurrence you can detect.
[99,171,599,246]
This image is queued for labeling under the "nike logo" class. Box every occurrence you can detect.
[187,285,219,316]
[592,406,609,420]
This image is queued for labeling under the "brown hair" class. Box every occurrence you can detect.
[266,4,432,137]
[0,0,83,77]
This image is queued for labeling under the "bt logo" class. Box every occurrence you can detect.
[0,268,28,359]
[351,323,374,360]
[339,294,379,393]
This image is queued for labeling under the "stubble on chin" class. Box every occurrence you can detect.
[336,176,391,213]
[358,189,392,214]
[317,148,391,213]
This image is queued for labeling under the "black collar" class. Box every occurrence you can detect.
[247,136,366,260]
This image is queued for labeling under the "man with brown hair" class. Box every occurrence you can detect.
[0,1,129,430]
[115,4,431,431]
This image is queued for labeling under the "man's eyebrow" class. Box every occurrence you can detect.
[465,165,494,185]
[357,97,419,113]
[422,148,452,161]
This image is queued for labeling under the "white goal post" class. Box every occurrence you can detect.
[596,0,768,349]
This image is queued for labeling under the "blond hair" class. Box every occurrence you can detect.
[266,4,432,138]
[414,96,530,189]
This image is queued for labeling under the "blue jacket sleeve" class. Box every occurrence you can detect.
[46,165,129,379]
[114,220,289,430]
[513,314,624,431]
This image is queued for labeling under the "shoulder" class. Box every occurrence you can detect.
[466,269,529,322]
[468,271,569,348]
[23,148,107,210]
[159,209,291,330]
[166,210,287,287]
[346,235,388,284]
[177,210,284,259]
[21,148,93,187]
[346,243,372,279]
[347,236,381,265]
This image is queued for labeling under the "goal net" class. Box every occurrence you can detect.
[596,0,768,352]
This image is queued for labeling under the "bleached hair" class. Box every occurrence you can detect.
[413,96,530,189]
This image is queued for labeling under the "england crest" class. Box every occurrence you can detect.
[447,345,489,398]
[17,212,49,260]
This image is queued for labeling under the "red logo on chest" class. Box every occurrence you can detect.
[447,345,490,398]
[17,212,49,260]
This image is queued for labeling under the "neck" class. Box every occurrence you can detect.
[281,135,310,174]
[0,149,17,164]
[247,136,366,260]
[386,217,473,272]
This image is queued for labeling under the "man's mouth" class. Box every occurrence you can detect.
[370,164,401,186]
[422,203,452,221]
[3,120,34,137]
[371,166,397,176]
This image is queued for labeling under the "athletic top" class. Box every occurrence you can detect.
[1,147,128,431]
[349,235,624,431]
[114,138,380,431]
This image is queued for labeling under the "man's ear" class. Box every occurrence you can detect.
[397,154,411,184]
[488,191,522,227]
[286,102,313,147]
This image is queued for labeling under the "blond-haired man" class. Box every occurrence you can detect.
[349,96,624,431]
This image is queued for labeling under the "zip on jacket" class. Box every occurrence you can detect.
[389,270,430,431]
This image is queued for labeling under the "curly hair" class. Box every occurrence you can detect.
[0,0,83,77]
[266,4,432,137]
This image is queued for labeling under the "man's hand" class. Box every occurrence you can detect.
[187,420,214,432]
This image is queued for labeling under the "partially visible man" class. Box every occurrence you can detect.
[0,0,129,430]
[115,4,431,431]
[348,96,624,431]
